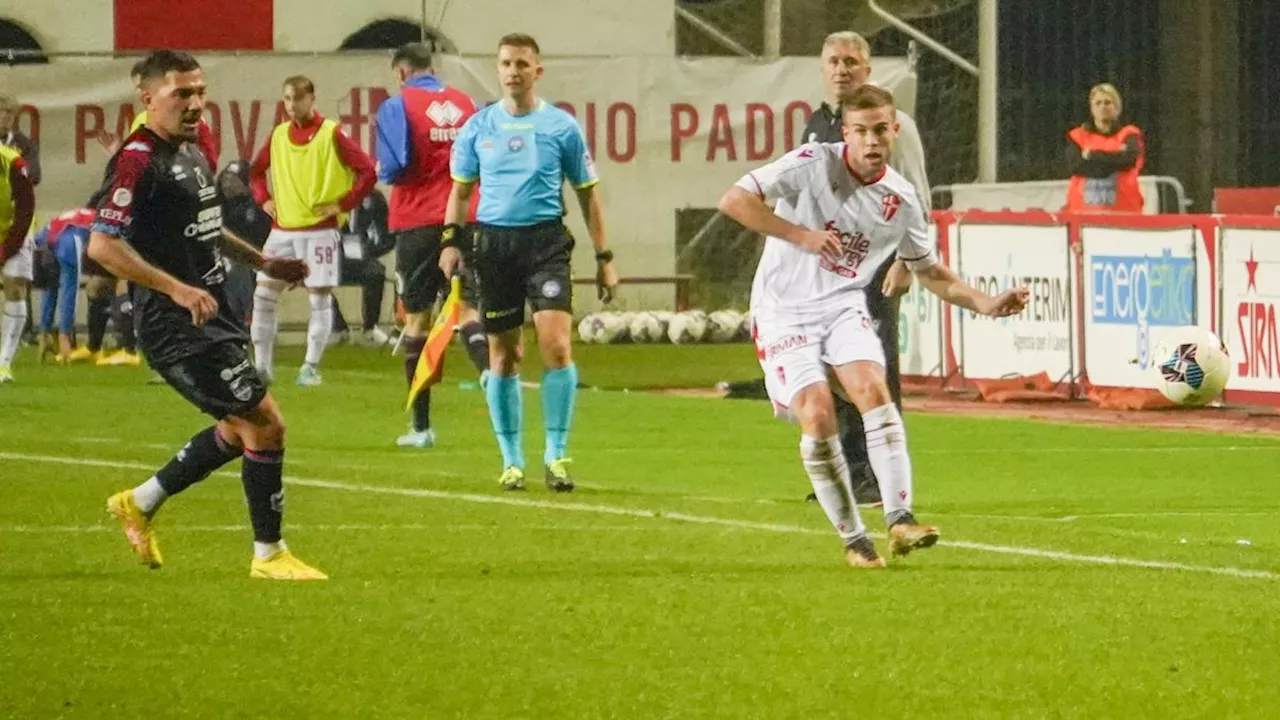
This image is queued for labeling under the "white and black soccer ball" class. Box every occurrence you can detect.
[577,313,605,343]
[667,311,709,344]
[652,311,675,338]
[706,310,743,343]
[629,312,664,343]
[1156,326,1230,406]
[596,312,630,344]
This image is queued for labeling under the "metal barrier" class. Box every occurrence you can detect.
[932,175,1192,215]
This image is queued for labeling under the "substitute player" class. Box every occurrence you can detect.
[92,50,324,580]
[441,33,618,491]
[33,208,95,363]
[375,42,482,448]
[718,85,1027,567]
[0,142,36,383]
[250,75,375,386]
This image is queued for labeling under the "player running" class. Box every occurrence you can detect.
[718,85,1028,567]
[92,50,324,580]
[0,141,35,383]
[375,42,483,448]
[440,33,618,491]
[249,75,376,387]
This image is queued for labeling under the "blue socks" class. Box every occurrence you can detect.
[486,373,524,469]
[542,364,578,464]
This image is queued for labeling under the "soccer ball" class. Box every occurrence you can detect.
[667,311,708,344]
[597,312,630,344]
[1155,326,1230,406]
[706,310,743,343]
[577,313,605,343]
[629,312,665,343]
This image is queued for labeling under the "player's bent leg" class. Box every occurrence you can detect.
[830,360,938,557]
[221,395,326,580]
[298,288,333,386]
[396,308,438,448]
[533,309,576,492]
[791,381,883,568]
[79,275,114,362]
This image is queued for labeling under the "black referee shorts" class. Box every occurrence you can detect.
[155,342,268,420]
[393,226,446,314]
[472,220,574,334]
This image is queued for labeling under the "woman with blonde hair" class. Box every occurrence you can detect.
[1065,83,1145,212]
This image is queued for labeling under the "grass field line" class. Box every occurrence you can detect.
[0,523,660,534]
[4,450,1275,581]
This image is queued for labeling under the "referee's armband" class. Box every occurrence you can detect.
[440,223,465,249]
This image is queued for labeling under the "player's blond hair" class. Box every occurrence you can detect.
[822,31,871,60]
[841,84,896,122]
[283,75,315,97]
[1089,83,1123,115]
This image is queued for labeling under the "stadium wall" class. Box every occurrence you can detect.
[909,211,1280,409]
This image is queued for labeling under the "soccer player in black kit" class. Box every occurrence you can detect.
[91,50,326,580]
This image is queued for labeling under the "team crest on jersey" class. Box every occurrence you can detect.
[425,100,465,127]
[111,188,133,207]
[881,192,902,222]
[508,136,525,153]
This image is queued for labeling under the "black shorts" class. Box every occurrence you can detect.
[472,221,574,333]
[155,342,267,420]
[393,226,446,313]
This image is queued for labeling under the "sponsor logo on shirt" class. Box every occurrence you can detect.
[426,101,465,127]
[819,220,871,279]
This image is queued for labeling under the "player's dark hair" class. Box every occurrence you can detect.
[129,58,147,79]
[841,85,896,120]
[136,50,201,85]
[391,43,433,71]
[283,75,315,96]
[498,33,540,56]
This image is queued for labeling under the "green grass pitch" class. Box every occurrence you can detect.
[2,342,1278,718]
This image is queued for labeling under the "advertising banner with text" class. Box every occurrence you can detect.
[1219,227,1280,397]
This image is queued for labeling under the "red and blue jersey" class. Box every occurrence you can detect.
[374,74,479,231]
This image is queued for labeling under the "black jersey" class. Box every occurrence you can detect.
[91,128,246,366]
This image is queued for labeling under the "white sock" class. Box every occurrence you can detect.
[254,539,288,559]
[800,434,866,543]
[0,300,27,366]
[305,293,333,366]
[132,477,168,514]
[862,404,913,524]
[250,286,280,372]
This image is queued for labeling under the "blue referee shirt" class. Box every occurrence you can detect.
[450,99,598,227]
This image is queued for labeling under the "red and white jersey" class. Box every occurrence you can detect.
[736,142,936,322]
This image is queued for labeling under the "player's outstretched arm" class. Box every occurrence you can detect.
[717,186,842,261]
[915,262,1029,317]
[87,232,218,325]
[222,228,309,286]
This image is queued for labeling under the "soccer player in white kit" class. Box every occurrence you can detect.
[718,85,1028,568]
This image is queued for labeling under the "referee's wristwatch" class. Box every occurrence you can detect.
[595,249,614,263]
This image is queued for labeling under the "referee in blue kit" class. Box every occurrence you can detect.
[440,32,618,493]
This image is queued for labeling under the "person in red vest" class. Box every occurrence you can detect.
[1065,83,1145,212]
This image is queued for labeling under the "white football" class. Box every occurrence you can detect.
[1155,326,1230,406]
[597,312,630,344]
[629,312,664,343]
[577,313,604,343]
[706,310,743,343]
[652,311,675,335]
[668,311,709,344]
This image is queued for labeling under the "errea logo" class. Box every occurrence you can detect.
[426,101,464,127]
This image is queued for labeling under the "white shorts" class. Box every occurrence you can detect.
[257,228,341,288]
[753,299,883,424]
[1,236,34,281]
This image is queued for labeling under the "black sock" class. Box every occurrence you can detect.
[404,336,430,432]
[458,321,489,373]
[112,293,137,352]
[87,295,110,352]
[242,448,285,543]
[362,272,385,332]
[155,426,243,495]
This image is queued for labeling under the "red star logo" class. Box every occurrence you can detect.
[1246,246,1260,292]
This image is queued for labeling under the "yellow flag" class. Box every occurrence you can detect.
[405,276,463,410]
